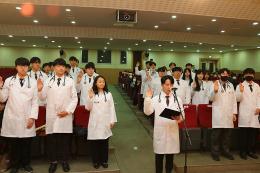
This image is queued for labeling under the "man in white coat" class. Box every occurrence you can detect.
[236,68,260,160]
[144,75,184,173]
[0,57,38,173]
[76,62,99,105]
[209,68,237,161]
[69,56,82,83]
[135,61,151,97]
[38,58,78,173]
[172,67,191,104]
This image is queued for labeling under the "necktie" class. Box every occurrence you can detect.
[166,96,170,106]
[176,80,180,85]
[89,78,91,83]
[57,78,61,86]
[35,73,38,80]
[223,83,226,91]
[20,79,24,87]
[72,68,74,73]
[249,84,253,92]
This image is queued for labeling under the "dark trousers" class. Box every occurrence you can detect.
[155,154,174,173]
[47,133,71,162]
[89,138,109,164]
[8,137,32,169]
[239,127,258,154]
[211,128,232,156]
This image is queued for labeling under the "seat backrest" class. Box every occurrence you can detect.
[197,104,212,128]
[179,104,198,129]
[35,106,46,128]
[73,106,90,128]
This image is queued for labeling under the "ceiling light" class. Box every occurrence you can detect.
[158,44,162,47]
[211,19,217,22]
[234,49,238,51]
[219,50,223,53]
[186,27,191,31]
[230,44,234,47]
[0,43,4,46]
[74,37,79,39]
[148,48,152,51]
[16,6,21,10]
[8,35,13,38]
[199,42,203,45]
[106,42,110,45]
[44,36,48,39]
[184,45,187,48]
[220,30,226,33]
[33,45,36,47]
[211,47,215,50]
[80,46,83,49]
[104,46,107,50]
[77,41,81,44]
[109,38,113,41]
[170,41,174,44]
[209,56,212,58]
[257,33,260,36]
[257,46,260,49]
[170,49,174,52]
[71,21,76,24]
[171,15,177,19]
[196,49,200,52]
[51,40,55,43]
[128,48,131,50]
[65,8,71,12]
[143,40,147,42]
[135,43,139,46]
[33,20,39,23]
[154,25,159,29]
[252,22,259,26]
[58,45,61,48]
[22,40,26,42]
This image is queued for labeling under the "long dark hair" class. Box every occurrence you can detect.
[92,75,109,95]
[194,69,203,91]
[182,68,193,86]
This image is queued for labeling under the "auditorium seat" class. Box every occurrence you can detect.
[35,106,46,136]
[0,68,17,81]
[179,104,198,128]
[198,104,212,128]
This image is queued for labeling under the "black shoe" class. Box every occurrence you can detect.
[48,163,58,173]
[211,154,220,161]
[248,152,258,159]
[101,163,108,168]
[240,153,247,160]
[9,168,19,173]
[62,162,70,172]
[222,152,234,160]
[23,165,33,173]
[93,163,100,169]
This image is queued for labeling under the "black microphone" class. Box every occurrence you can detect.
[171,88,178,92]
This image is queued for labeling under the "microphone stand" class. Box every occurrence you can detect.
[172,88,192,173]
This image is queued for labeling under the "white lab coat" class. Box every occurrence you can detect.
[173,78,191,104]
[85,92,117,140]
[69,66,82,83]
[28,70,49,106]
[38,75,78,134]
[143,70,159,98]
[236,81,260,128]
[0,75,38,138]
[144,91,184,154]
[191,81,210,105]
[209,81,237,128]
[76,72,99,105]
[135,67,149,95]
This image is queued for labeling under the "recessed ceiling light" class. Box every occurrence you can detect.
[196,49,200,52]
[80,46,83,49]
[8,35,13,38]
[186,27,191,31]
[170,49,174,52]
[128,48,131,50]
[65,8,71,12]
[230,44,235,47]
[257,33,260,36]
[211,47,215,50]
[109,38,113,41]
[16,6,21,10]
[104,46,107,50]
[135,43,139,46]
[0,43,4,46]
[33,20,39,23]
[209,56,212,58]
[199,42,203,45]
[184,45,187,48]
[170,41,174,44]
[171,15,177,19]
[154,25,159,29]
[220,30,226,33]
[211,19,217,22]
[77,41,81,44]
[106,42,110,45]
[58,45,61,48]
[158,44,162,47]
[44,36,48,39]
[22,40,26,42]
[33,45,37,47]
[143,40,147,42]
[257,46,260,49]
[51,40,55,43]
[234,49,238,51]
[219,50,223,53]
[74,37,79,39]
[71,21,76,24]
[252,22,259,26]
[148,48,152,51]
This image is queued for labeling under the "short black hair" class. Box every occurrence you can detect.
[69,56,78,62]
[185,63,192,67]
[218,68,230,75]
[42,63,50,69]
[149,61,156,66]
[157,66,166,72]
[15,57,30,66]
[53,58,66,67]
[48,62,54,66]
[65,64,71,69]
[145,61,150,65]
[161,75,174,85]
[172,67,182,73]
[85,62,95,69]
[243,68,255,75]
[92,75,109,95]
[169,62,176,67]
[30,57,41,64]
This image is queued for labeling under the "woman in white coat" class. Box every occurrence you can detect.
[209,68,237,161]
[0,57,38,173]
[85,75,117,169]
[236,68,260,160]
[76,62,99,105]
[144,75,184,173]
[191,69,210,105]
[38,58,78,173]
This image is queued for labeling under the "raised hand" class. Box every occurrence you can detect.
[27,118,35,129]
[136,61,140,67]
[214,80,219,93]
[0,76,3,88]
[77,71,84,83]
[37,79,43,92]
[88,88,94,99]
[146,87,153,98]
[239,83,244,93]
